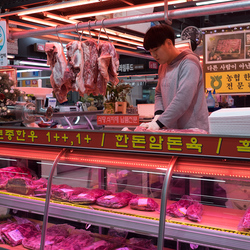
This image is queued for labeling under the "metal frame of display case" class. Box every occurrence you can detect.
[0,130,250,249]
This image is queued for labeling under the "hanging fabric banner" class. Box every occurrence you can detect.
[0,21,7,67]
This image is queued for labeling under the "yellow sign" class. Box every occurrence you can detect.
[205,70,250,93]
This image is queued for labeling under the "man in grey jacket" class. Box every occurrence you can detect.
[140,24,209,132]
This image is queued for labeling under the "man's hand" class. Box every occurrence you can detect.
[139,121,160,131]
[152,114,160,122]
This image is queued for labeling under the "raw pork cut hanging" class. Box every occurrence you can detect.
[45,42,73,103]
[97,41,119,95]
[66,41,85,95]
[45,39,120,101]
[81,39,99,95]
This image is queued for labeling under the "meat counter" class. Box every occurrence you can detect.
[0,127,249,250]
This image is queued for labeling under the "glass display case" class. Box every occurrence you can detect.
[0,130,249,250]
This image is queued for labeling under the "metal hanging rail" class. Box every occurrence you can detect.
[9,0,250,40]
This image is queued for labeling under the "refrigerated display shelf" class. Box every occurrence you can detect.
[0,192,249,249]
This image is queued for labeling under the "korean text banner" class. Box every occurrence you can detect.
[204,26,250,94]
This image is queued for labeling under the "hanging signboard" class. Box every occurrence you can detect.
[204,25,250,94]
[0,21,7,67]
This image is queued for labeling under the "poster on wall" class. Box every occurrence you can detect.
[204,25,250,94]
[0,21,7,67]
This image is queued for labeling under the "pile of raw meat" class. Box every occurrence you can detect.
[122,126,208,134]
[0,217,122,249]
[0,166,48,195]
[0,167,158,212]
[0,216,158,250]
[238,207,250,231]
[165,195,203,222]
[45,39,119,103]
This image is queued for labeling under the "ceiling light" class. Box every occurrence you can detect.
[44,13,144,43]
[7,55,15,59]
[44,13,77,24]
[196,0,234,6]
[20,16,142,46]
[69,0,187,19]
[17,0,109,17]
[17,69,42,73]
[19,61,49,67]
[20,16,58,27]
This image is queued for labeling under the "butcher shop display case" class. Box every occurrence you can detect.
[0,127,249,249]
[51,110,104,130]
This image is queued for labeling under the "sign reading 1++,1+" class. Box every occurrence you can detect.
[204,25,250,94]
[1,128,250,160]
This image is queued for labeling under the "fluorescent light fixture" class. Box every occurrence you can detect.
[44,12,77,24]
[27,57,47,62]
[172,175,225,183]
[17,0,109,16]
[19,61,49,67]
[20,16,58,27]
[7,55,15,59]
[17,69,42,73]
[69,0,187,19]
[44,12,144,43]
[20,16,143,46]
[196,0,234,6]
[0,157,16,161]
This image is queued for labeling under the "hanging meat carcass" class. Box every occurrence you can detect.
[45,39,120,101]
[66,41,85,95]
[45,42,73,103]
[81,39,99,95]
[97,41,119,95]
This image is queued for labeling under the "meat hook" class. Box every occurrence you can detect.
[88,20,92,38]
[55,25,64,48]
[101,18,110,42]
[75,22,83,41]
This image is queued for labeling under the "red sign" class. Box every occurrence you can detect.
[97,114,139,126]
[34,43,45,52]
[1,128,250,160]
[149,61,158,69]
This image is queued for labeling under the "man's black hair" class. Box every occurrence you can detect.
[143,24,175,51]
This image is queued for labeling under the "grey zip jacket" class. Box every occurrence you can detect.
[155,49,209,132]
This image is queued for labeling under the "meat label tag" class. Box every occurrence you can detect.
[8,229,24,242]
[77,193,87,197]
[45,240,54,245]
[178,207,187,215]
[104,195,115,199]
[138,198,148,206]
[59,188,74,193]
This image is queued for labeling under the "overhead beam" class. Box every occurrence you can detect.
[9,0,250,40]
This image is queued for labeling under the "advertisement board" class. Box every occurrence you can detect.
[204,25,250,94]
